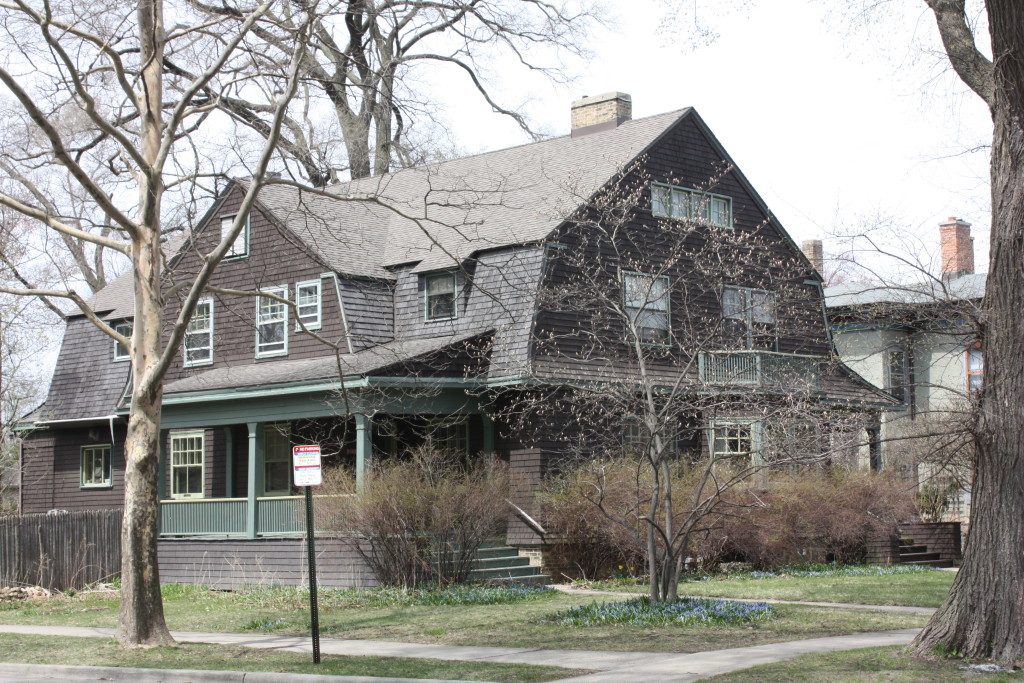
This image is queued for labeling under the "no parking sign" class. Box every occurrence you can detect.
[293,444,322,486]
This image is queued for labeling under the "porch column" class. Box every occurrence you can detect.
[246,422,264,539]
[482,414,495,454]
[224,427,234,498]
[157,430,168,500]
[355,413,371,491]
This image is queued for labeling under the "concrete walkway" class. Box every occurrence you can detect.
[0,623,921,682]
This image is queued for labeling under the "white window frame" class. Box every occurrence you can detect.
[424,272,458,321]
[263,424,292,496]
[113,321,132,362]
[722,286,776,350]
[170,430,205,499]
[183,299,214,367]
[295,279,322,331]
[256,286,289,358]
[709,420,757,462]
[80,444,112,488]
[221,213,249,259]
[651,183,733,228]
[623,272,671,345]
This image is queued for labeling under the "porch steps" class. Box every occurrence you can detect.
[896,538,955,568]
[462,541,550,585]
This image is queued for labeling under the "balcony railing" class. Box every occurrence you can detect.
[698,351,821,392]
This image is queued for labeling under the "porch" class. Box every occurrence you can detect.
[155,391,497,538]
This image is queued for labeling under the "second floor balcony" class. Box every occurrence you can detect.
[698,350,821,393]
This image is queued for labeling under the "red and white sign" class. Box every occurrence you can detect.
[293,444,322,486]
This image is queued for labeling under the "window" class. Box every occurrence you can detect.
[296,280,322,331]
[426,418,469,455]
[623,273,670,344]
[80,444,112,488]
[710,421,754,460]
[170,431,205,498]
[263,425,292,495]
[113,321,132,362]
[722,286,776,350]
[425,272,457,321]
[256,286,288,357]
[221,214,249,258]
[885,346,908,403]
[183,299,214,367]
[966,343,983,394]
[651,184,733,228]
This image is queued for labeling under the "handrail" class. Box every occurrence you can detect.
[507,499,546,537]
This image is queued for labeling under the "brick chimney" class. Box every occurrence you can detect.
[801,239,824,276]
[571,92,632,138]
[939,217,974,281]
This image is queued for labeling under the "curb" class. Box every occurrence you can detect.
[0,662,487,683]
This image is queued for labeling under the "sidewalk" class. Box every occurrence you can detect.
[0,623,921,683]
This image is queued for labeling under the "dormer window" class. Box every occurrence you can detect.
[885,346,909,404]
[652,183,732,228]
[221,213,249,259]
[425,272,457,321]
[113,321,132,362]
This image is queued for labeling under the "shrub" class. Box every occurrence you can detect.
[316,445,510,586]
[717,470,915,569]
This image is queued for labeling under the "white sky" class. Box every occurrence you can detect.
[436,0,993,276]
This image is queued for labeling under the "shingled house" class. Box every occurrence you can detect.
[20,94,888,586]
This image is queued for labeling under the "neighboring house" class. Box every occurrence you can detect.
[21,92,886,586]
[823,218,984,522]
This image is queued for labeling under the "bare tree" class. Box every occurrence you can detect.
[498,169,876,601]
[0,0,312,647]
[185,0,598,182]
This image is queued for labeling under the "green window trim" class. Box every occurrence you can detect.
[651,183,733,228]
[170,430,205,499]
[295,279,322,331]
[113,321,132,362]
[80,444,112,488]
[221,213,250,260]
[263,424,292,496]
[256,286,289,358]
[424,272,458,321]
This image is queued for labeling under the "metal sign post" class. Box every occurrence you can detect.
[293,444,323,664]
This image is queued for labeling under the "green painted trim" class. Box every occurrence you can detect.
[355,413,370,491]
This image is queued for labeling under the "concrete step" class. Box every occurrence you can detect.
[468,564,546,581]
[471,555,532,570]
[900,551,942,563]
[472,545,523,560]
[903,559,955,568]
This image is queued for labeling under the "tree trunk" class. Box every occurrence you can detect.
[912,0,1024,663]
[115,0,174,648]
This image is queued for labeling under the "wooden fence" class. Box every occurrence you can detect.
[0,509,122,591]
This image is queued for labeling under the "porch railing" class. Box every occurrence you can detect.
[159,498,247,536]
[159,495,347,538]
[699,351,821,392]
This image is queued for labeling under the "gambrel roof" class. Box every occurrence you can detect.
[253,109,690,277]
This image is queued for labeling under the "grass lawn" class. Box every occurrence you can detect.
[0,584,930,654]
[0,633,578,683]
[704,646,1020,682]
[580,567,955,608]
